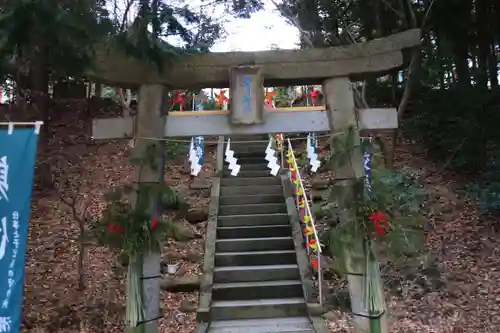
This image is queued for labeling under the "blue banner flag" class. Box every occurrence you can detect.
[0,127,39,333]
[193,93,205,166]
[309,133,317,153]
[363,138,373,194]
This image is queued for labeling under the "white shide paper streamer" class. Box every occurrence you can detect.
[188,138,202,176]
[307,134,321,173]
[265,138,280,176]
[224,139,240,176]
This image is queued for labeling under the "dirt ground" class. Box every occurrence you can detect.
[21,104,500,332]
[23,105,214,333]
[322,142,500,333]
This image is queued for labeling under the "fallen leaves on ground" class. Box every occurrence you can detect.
[312,139,500,333]
[23,102,213,333]
[23,103,500,333]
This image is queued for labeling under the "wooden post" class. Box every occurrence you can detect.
[323,77,388,333]
[133,84,166,333]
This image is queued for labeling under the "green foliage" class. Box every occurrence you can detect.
[372,167,428,214]
[90,142,190,260]
[202,98,221,110]
[0,0,112,79]
[164,141,183,160]
[273,87,294,107]
[404,87,500,172]
[325,127,428,272]
[464,149,500,215]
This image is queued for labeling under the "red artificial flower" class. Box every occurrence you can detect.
[107,224,125,234]
[367,211,389,236]
[172,90,187,109]
[306,88,322,106]
[151,217,159,230]
[215,90,229,105]
[264,88,276,107]
[307,239,319,249]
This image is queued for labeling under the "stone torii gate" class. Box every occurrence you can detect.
[90,28,420,333]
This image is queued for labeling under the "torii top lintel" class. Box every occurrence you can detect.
[88,29,420,89]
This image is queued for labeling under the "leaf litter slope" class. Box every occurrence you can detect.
[22,101,213,333]
[302,139,500,333]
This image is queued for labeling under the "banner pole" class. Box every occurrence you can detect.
[0,121,43,333]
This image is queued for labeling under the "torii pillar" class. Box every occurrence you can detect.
[323,76,388,333]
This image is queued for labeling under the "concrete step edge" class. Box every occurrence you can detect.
[221,184,282,188]
[221,176,279,180]
[214,264,298,272]
[218,213,288,219]
[212,298,305,307]
[215,250,296,256]
[215,236,292,243]
[219,202,286,209]
[220,193,285,198]
[209,328,312,333]
[219,194,284,198]
[213,280,302,289]
[209,316,310,327]
[217,224,290,230]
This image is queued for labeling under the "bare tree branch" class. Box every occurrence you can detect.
[381,0,406,20]
[269,0,368,108]
[397,0,436,120]
[121,0,136,32]
[269,0,315,48]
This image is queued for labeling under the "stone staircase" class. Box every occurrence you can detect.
[199,136,323,333]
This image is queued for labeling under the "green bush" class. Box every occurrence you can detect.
[404,87,500,172]
[464,149,500,214]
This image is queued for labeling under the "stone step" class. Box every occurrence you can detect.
[212,280,303,301]
[223,169,275,178]
[236,151,270,159]
[230,145,270,155]
[215,250,297,267]
[213,264,300,283]
[220,185,282,196]
[237,156,270,165]
[234,154,269,165]
[210,326,313,333]
[223,163,268,171]
[209,316,312,332]
[221,177,281,187]
[218,213,289,227]
[219,194,284,206]
[217,224,291,239]
[228,134,270,141]
[211,298,307,321]
[215,236,294,252]
[218,203,286,216]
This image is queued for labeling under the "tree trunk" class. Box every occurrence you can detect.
[488,44,499,88]
[450,0,472,89]
[476,0,490,88]
[296,0,325,47]
[95,81,102,97]
[487,5,499,88]
[31,44,52,188]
